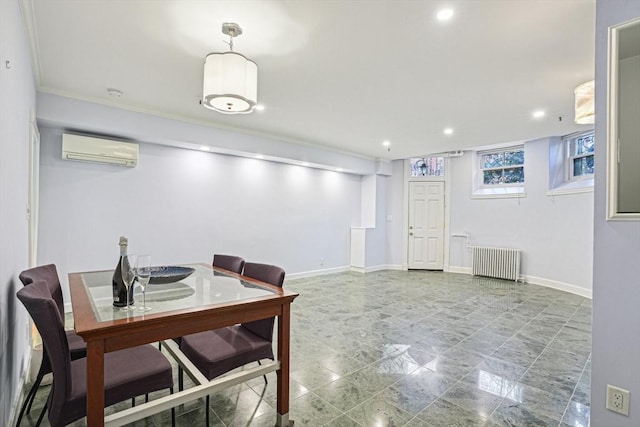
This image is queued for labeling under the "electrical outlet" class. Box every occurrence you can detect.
[606,384,630,416]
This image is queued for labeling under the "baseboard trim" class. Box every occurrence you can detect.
[361,264,404,273]
[349,264,404,274]
[521,274,592,299]
[446,266,592,299]
[291,264,406,276]
[446,266,472,275]
[286,265,351,280]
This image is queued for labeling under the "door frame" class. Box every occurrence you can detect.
[402,159,451,271]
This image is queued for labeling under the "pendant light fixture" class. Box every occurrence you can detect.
[574,80,594,124]
[202,23,257,114]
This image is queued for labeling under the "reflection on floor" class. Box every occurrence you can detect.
[20,270,591,426]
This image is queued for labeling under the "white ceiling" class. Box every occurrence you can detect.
[22,0,595,160]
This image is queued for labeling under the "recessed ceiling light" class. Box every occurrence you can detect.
[437,9,454,21]
[301,162,310,167]
[533,110,546,119]
[382,140,391,147]
[107,88,123,97]
[255,104,265,111]
[200,146,210,151]
[255,154,264,159]
[444,128,454,135]
[336,168,343,172]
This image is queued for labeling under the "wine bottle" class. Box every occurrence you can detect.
[112,236,133,307]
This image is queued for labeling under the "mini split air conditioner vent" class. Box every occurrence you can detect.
[62,133,138,167]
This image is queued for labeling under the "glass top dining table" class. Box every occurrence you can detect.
[81,264,278,322]
[69,263,298,427]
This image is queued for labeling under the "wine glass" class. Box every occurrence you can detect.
[136,255,152,312]
[121,254,136,311]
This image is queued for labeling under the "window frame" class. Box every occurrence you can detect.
[477,146,525,188]
[566,131,595,182]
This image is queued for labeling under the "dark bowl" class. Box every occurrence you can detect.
[148,266,195,284]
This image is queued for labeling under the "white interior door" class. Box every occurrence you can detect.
[408,181,445,270]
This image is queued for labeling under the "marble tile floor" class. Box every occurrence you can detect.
[18,270,591,426]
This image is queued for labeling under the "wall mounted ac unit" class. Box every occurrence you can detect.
[62,133,138,167]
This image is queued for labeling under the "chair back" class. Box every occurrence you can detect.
[241,262,285,341]
[212,254,245,274]
[17,280,72,426]
[19,264,65,321]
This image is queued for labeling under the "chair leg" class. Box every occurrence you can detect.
[32,405,47,427]
[131,397,135,407]
[15,379,39,426]
[25,371,45,413]
[170,387,175,427]
[178,367,183,391]
[257,360,267,385]
[205,395,210,427]
[145,393,149,403]
[34,402,47,427]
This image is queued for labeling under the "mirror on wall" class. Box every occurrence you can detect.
[608,17,640,220]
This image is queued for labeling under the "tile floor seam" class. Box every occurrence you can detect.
[493,303,582,424]
[18,271,591,427]
[557,351,592,425]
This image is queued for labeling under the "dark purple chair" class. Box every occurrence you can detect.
[212,254,245,274]
[179,262,285,427]
[16,280,175,427]
[171,254,245,353]
[16,264,87,427]
[171,254,246,384]
[238,262,285,342]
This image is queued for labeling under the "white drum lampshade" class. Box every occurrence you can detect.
[202,51,257,114]
[574,80,594,124]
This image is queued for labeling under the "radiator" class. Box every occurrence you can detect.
[472,246,521,281]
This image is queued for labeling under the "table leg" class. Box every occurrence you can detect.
[276,304,292,426]
[86,340,105,427]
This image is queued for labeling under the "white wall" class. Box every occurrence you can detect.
[38,127,363,305]
[447,137,594,296]
[37,93,376,176]
[0,0,36,424]
[591,2,640,426]
[360,174,377,227]
[386,160,405,267]
[363,175,389,269]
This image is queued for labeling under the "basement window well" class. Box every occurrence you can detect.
[547,131,594,196]
[472,146,526,199]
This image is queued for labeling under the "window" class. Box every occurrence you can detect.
[478,147,524,186]
[410,157,444,177]
[547,132,594,196]
[568,132,594,180]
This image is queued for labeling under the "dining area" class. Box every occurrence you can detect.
[15,254,298,427]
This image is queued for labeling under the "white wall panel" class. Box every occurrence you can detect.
[445,137,594,293]
[385,160,405,268]
[591,3,640,426]
[0,0,36,423]
[37,128,362,305]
